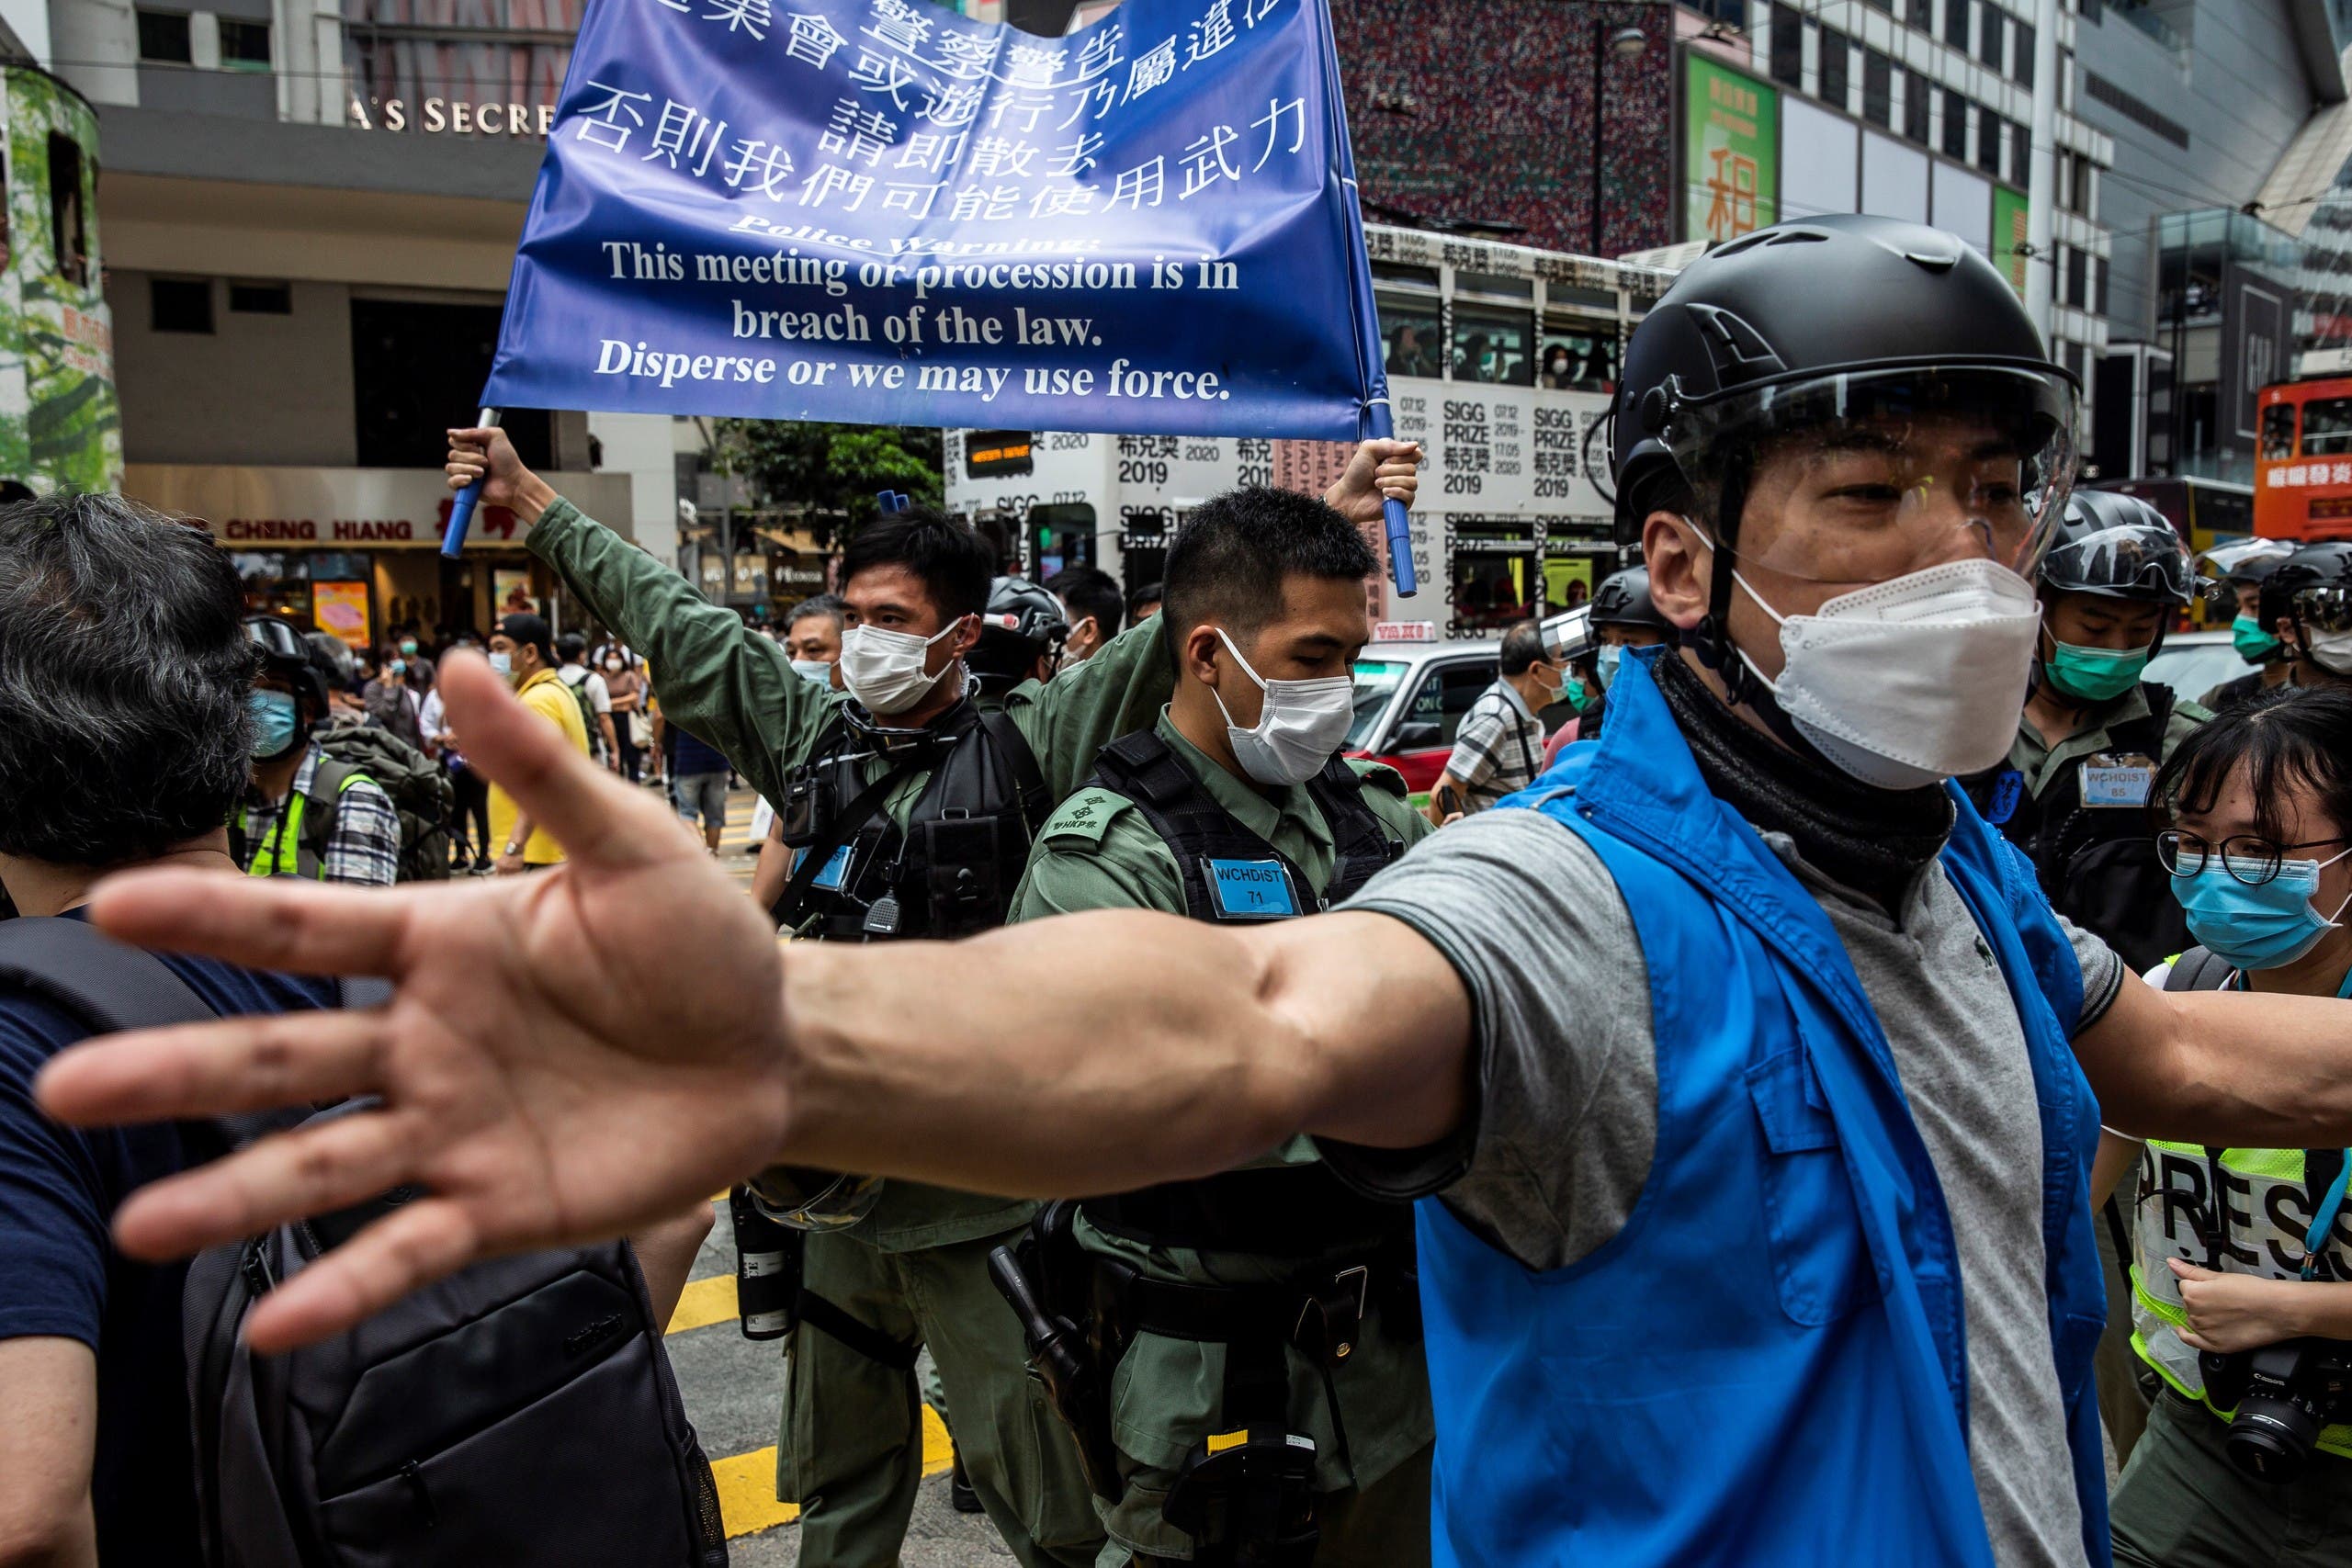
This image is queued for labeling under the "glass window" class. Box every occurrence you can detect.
[1905,69,1930,141]
[1403,660,1499,748]
[1942,94,1969,160]
[1379,295,1443,381]
[2304,399,2352,457]
[2095,254,2109,315]
[1348,660,1408,748]
[2066,246,2088,308]
[1538,321,1618,391]
[1770,4,1803,87]
[136,7,191,62]
[1452,306,1533,387]
[1976,112,2002,175]
[1978,5,2005,69]
[220,18,270,69]
[2261,403,2298,462]
[1820,28,1849,107]
[47,133,85,288]
[2014,17,2036,84]
[1863,50,1892,125]
[151,276,211,333]
[1450,544,1540,635]
[1944,0,1972,50]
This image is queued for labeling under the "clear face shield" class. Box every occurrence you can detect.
[1659,364,2080,588]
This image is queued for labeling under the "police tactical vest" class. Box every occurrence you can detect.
[1964,682,2188,974]
[2137,950,2352,1458]
[775,697,1046,942]
[1080,728,1408,1252]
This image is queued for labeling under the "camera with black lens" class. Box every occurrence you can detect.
[2199,1338,2352,1483]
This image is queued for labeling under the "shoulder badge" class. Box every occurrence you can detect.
[1037,788,1133,851]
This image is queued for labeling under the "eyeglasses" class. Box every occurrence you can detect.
[2156,829,2351,886]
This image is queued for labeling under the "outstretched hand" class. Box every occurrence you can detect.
[35,652,793,1352]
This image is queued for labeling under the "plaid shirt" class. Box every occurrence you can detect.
[240,742,403,886]
[1443,679,1548,812]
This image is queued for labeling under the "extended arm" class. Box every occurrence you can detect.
[34,653,1474,1350]
[0,1338,97,1568]
[2075,968,2352,1148]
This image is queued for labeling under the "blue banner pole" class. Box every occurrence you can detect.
[441,407,503,559]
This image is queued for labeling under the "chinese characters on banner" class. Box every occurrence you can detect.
[1683,54,1777,248]
[483,0,1388,439]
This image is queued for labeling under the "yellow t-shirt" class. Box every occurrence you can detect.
[490,666,590,863]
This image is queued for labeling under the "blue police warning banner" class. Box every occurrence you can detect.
[481,0,1386,441]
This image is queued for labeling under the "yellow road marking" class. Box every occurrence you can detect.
[668,1273,739,1335]
[707,1408,956,1540]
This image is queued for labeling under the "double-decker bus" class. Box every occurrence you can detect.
[944,224,1678,637]
[2256,378,2352,539]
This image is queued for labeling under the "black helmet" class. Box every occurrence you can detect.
[1588,567,1674,634]
[1610,214,2075,550]
[2036,491,2196,607]
[2198,536,2296,587]
[243,615,330,712]
[2263,542,2352,657]
[967,574,1069,693]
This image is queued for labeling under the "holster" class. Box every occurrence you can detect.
[991,1203,1125,1499]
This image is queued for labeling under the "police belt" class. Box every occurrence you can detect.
[1110,1261,1411,1369]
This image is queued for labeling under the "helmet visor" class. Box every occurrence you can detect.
[2198,537,2293,583]
[2297,585,2352,634]
[2041,523,2196,605]
[1660,364,2078,587]
[243,615,309,665]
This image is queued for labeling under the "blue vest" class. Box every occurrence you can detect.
[1417,650,2110,1567]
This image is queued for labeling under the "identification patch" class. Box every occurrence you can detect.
[1204,858,1300,920]
[2080,755,2156,808]
[810,842,854,890]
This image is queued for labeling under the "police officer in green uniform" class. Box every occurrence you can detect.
[2197,538,2297,712]
[1962,488,2206,1464]
[1003,486,1433,1568]
[446,425,1419,1568]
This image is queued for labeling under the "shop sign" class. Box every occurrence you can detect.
[124,465,637,549]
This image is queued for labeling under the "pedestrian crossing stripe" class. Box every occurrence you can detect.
[669,1266,957,1540]
[706,1404,956,1539]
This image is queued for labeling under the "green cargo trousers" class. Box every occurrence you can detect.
[2111,1392,2352,1567]
[778,1225,1104,1568]
[1114,1445,1433,1568]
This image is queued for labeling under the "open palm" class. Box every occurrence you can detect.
[37,653,792,1351]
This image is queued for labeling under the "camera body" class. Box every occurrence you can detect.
[2199,1337,2352,1483]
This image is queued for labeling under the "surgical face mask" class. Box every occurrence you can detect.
[2041,635,2150,704]
[487,650,514,680]
[1727,555,2042,792]
[791,658,834,685]
[2233,615,2281,663]
[385,658,406,679]
[1595,643,1623,690]
[1209,627,1356,787]
[2173,847,2352,970]
[399,639,418,658]
[248,688,301,760]
[1564,675,1598,715]
[839,620,961,716]
[604,657,624,673]
[2310,626,2352,676]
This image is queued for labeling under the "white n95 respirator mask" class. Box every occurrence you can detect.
[839,620,962,716]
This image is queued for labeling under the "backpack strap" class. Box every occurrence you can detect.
[300,756,372,874]
[2163,946,2236,992]
[0,916,219,1033]
[976,707,1051,834]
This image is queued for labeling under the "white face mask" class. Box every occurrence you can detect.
[790,658,834,685]
[1727,556,2042,791]
[486,650,514,680]
[839,620,962,715]
[1209,627,1357,787]
[2309,626,2352,675]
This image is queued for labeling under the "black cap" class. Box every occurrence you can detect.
[496,612,554,660]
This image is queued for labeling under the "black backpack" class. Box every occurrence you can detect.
[315,722,457,884]
[0,918,729,1568]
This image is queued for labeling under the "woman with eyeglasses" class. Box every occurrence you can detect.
[2099,683,2352,1565]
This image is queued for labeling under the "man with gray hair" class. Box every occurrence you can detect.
[1425,617,1566,822]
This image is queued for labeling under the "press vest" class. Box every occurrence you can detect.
[775,697,1046,942]
[1080,729,1408,1251]
[1963,682,2188,974]
[234,757,371,880]
[2134,949,2352,1457]
[1417,649,2110,1568]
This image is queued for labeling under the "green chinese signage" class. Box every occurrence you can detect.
[1685,54,1778,249]
[0,66,121,494]
[1991,186,2030,299]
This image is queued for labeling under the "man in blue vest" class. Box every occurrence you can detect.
[47,216,2352,1568]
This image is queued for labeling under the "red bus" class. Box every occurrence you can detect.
[2256,378,2352,539]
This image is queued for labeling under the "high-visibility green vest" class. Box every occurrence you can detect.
[2131,1138,2352,1458]
[239,760,371,880]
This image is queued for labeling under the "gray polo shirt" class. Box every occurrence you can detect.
[1329,807,2124,1568]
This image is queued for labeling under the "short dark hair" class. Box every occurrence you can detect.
[1498,619,1547,675]
[0,493,261,868]
[1161,487,1375,659]
[1043,565,1124,639]
[841,508,993,623]
[557,630,588,662]
[496,612,554,662]
[2153,685,2352,847]
[1126,580,1164,616]
[786,592,848,633]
